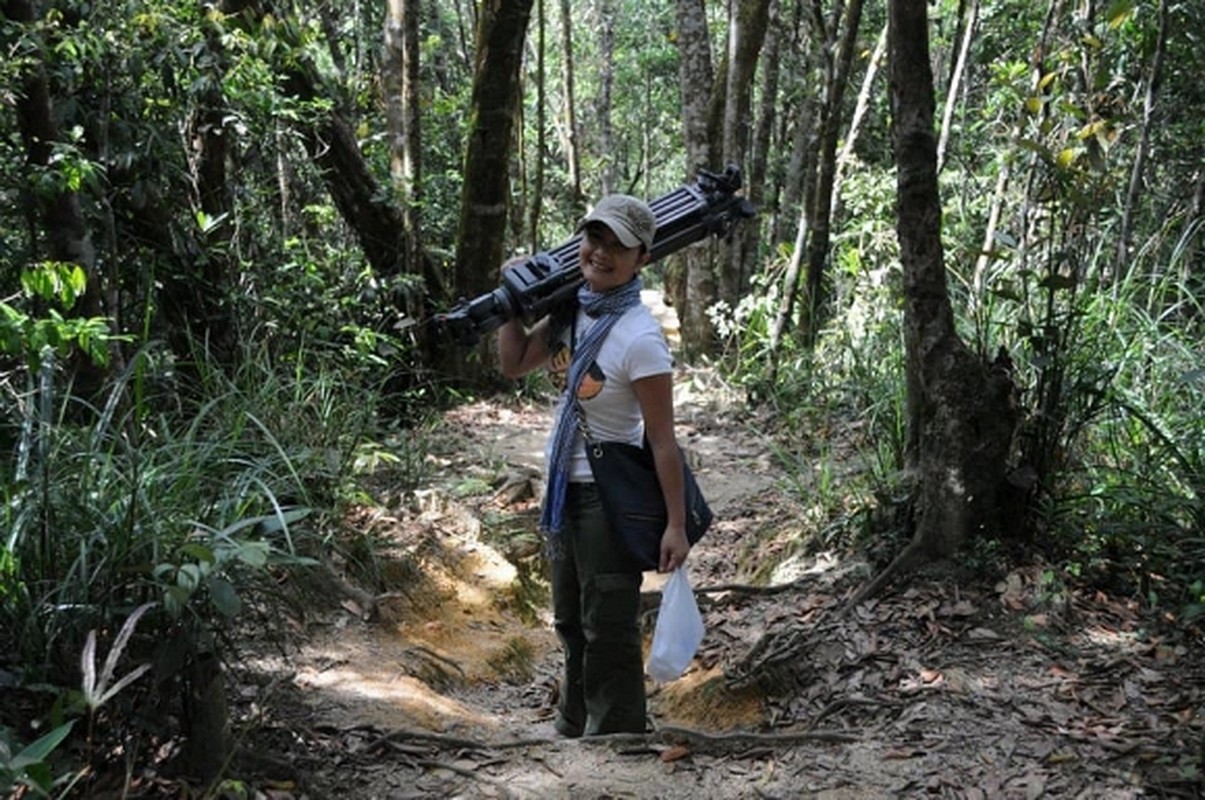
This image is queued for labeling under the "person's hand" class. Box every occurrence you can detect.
[659,526,690,572]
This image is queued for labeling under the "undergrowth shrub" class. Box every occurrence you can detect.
[714,238,908,562]
[718,201,1201,617]
[0,316,435,789]
[1038,269,1204,613]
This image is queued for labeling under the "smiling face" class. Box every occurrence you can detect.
[579,222,650,293]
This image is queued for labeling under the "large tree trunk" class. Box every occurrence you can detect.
[384,0,427,327]
[799,0,865,345]
[746,0,781,266]
[718,0,772,302]
[673,0,718,358]
[453,0,534,301]
[447,0,533,380]
[850,0,1018,606]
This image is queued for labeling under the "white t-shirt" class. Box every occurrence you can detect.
[546,303,673,482]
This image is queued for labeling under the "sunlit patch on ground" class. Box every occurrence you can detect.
[653,666,764,731]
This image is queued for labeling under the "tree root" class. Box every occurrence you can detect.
[363,724,858,756]
[636,725,859,747]
[843,540,928,613]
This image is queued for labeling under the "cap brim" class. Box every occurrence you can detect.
[577,213,642,248]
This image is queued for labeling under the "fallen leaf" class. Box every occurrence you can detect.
[883,747,923,759]
[945,600,978,617]
[660,744,691,763]
[968,627,1002,640]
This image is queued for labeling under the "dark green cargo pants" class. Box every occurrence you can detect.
[550,482,647,736]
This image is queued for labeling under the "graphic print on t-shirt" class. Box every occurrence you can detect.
[548,339,605,400]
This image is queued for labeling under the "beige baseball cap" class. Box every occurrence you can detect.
[577,194,656,250]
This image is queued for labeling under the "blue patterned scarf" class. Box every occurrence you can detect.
[539,277,644,544]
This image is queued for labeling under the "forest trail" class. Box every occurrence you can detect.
[235,295,1203,799]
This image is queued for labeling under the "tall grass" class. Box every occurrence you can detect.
[0,334,394,682]
[1044,260,1204,608]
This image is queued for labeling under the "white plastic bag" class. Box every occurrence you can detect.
[646,568,705,683]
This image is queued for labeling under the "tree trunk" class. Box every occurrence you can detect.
[558,0,582,206]
[799,0,865,345]
[768,83,819,363]
[401,0,423,273]
[673,0,717,358]
[528,0,546,253]
[1113,0,1168,283]
[596,0,616,194]
[719,0,772,302]
[449,0,533,381]
[383,0,425,328]
[2,0,97,282]
[850,0,1018,606]
[767,211,808,377]
[833,22,886,206]
[454,0,533,299]
[176,0,243,363]
[773,95,815,250]
[748,0,781,241]
[936,0,978,174]
[285,76,409,279]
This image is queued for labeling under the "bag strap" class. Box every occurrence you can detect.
[573,400,602,456]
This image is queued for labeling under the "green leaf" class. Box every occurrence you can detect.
[235,541,269,568]
[21,268,54,300]
[257,507,313,534]
[8,721,75,771]
[1056,147,1079,169]
[208,577,242,618]
[177,563,202,590]
[21,761,53,792]
[179,542,216,564]
[1105,0,1134,28]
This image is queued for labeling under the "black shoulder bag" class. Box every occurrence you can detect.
[575,402,713,571]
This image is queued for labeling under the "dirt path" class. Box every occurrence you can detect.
[235,306,1204,799]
